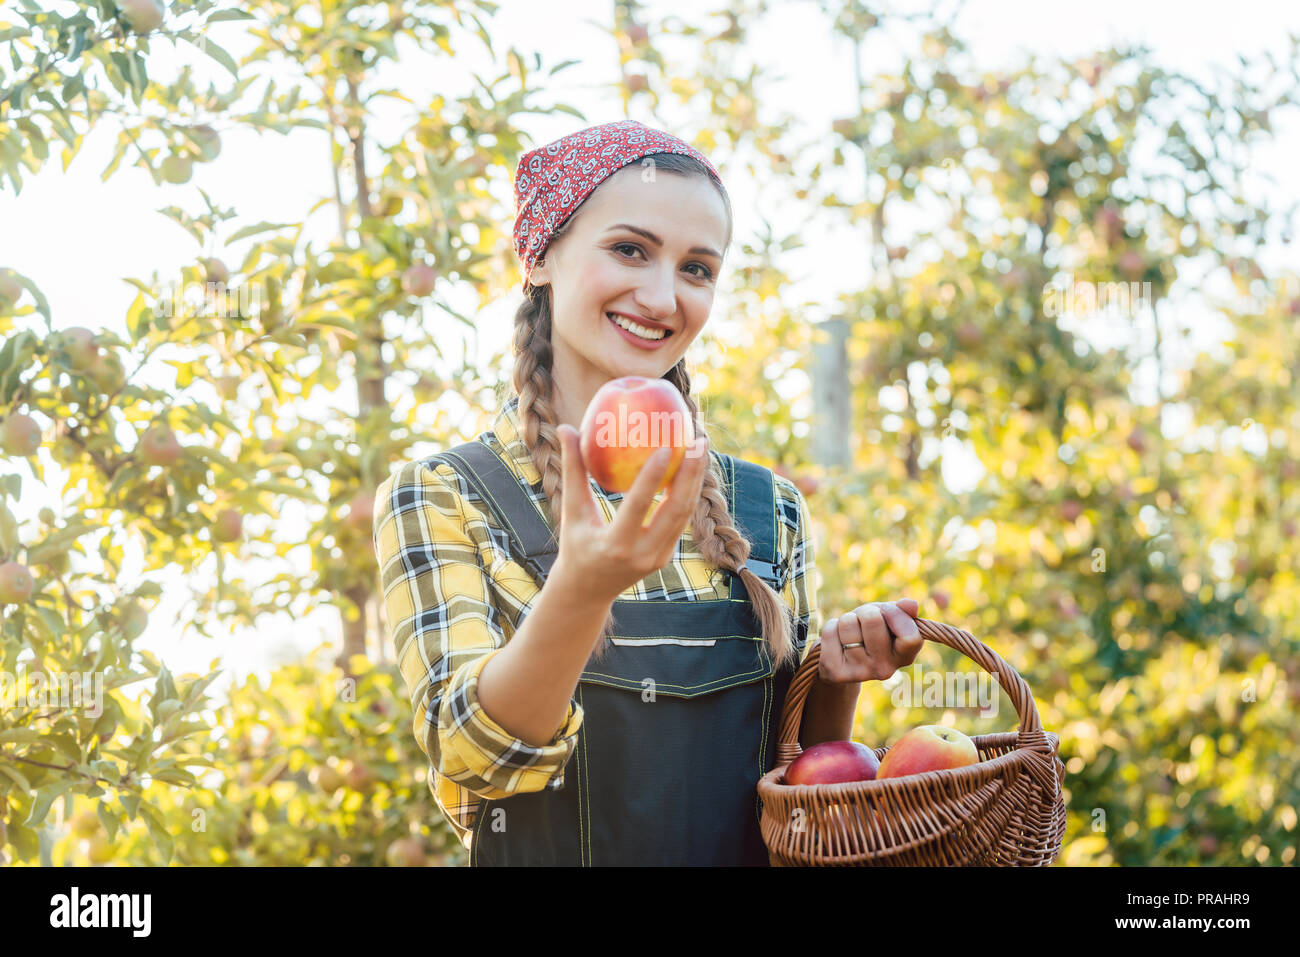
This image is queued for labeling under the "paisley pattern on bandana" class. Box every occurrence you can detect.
[511,120,722,285]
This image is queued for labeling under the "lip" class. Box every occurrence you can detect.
[607,312,673,350]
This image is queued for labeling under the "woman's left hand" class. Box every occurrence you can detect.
[817,598,923,684]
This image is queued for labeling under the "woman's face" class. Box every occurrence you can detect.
[529,164,729,400]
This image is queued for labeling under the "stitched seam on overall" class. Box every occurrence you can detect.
[578,684,590,866]
[757,641,773,827]
[579,666,769,695]
[603,631,760,641]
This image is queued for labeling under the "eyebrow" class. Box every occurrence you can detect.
[604,224,722,261]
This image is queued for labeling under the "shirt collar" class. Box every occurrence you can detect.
[490,393,543,488]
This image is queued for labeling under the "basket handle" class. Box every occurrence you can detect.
[775,617,1053,767]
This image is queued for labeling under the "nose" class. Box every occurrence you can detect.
[632,263,678,320]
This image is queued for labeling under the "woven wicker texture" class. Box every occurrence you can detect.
[757,618,1066,866]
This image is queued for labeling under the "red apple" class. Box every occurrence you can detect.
[120,0,165,33]
[55,326,100,373]
[1118,250,1145,279]
[784,740,879,786]
[794,474,820,496]
[876,725,978,779]
[202,257,230,286]
[401,263,437,296]
[385,837,427,867]
[579,376,695,493]
[1094,204,1123,245]
[341,758,374,791]
[2,413,41,456]
[0,271,24,307]
[345,493,375,532]
[213,508,243,542]
[1060,499,1083,522]
[0,561,35,604]
[955,322,982,347]
[138,425,182,467]
[929,589,950,612]
[190,124,222,162]
[88,352,126,394]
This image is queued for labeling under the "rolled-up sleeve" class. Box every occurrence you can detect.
[373,459,583,800]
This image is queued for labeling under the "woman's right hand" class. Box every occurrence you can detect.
[551,423,710,605]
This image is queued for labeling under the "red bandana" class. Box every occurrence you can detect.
[511,120,722,286]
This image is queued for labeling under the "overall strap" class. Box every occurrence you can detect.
[425,440,560,585]
[716,453,786,595]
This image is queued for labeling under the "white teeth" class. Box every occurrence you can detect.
[609,313,666,340]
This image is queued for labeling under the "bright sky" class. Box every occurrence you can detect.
[1,1,1297,702]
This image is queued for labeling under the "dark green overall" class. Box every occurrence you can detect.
[427,440,804,866]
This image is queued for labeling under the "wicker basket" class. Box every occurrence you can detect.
[757,618,1066,866]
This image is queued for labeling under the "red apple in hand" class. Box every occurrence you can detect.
[876,725,978,779]
[784,740,880,785]
[579,376,695,493]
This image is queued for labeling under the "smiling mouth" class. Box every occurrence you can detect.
[607,312,673,341]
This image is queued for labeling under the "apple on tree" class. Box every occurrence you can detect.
[137,425,182,466]
[119,0,165,33]
[212,508,243,543]
[345,493,375,533]
[309,763,345,795]
[159,154,193,185]
[401,263,437,297]
[0,561,35,605]
[190,124,222,162]
[579,376,695,494]
[88,351,126,394]
[339,757,374,791]
[0,271,24,309]
[385,836,427,867]
[2,413,42,457]
[53,326,100,373]
[202,258,230,286]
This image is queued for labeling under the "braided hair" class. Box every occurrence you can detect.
[505,152,798,671]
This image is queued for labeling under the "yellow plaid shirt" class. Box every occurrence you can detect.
[372,395,819,850]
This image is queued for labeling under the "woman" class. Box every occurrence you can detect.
[374,119,923,866]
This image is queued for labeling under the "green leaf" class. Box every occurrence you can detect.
[6,821,39,861]
[47,733,83,764]
[207,9,256,23]
[97,799,120,841]
[226,220,298,243]
[0,762,33,792]
[0,729,46,745]
[182,33,239,78]
[24,778,73,827]
[139,801,173,862]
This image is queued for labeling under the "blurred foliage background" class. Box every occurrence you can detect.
[0,0,1295,867]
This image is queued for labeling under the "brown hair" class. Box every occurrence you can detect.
[505,152,798,672]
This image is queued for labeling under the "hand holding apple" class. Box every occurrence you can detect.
[579,376,696,494]
[817,599,922,685]
[550,420,709,606]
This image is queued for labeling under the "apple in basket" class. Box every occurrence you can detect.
[876,725,978,779]
[783,741,880,785]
